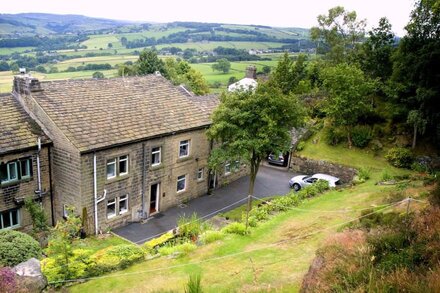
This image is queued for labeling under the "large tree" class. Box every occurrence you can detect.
[392,0,440,146]
[207,83,304,227]
[322,63,373,148]
[164,58,209,95]
[270,52,307,95]
[136,49,168,77]
[311,6,366,64]
[211,58,231,74]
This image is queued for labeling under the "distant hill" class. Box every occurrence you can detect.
[0,13,134,35]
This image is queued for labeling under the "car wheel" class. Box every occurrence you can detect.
[292,183,301,192]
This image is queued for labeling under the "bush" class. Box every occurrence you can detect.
[200,230,224,244]
[357,167,371,182]
[91,244,145,274]
[158,242,197,257]
[325,126,346,146]
[24,197,49,234]
[351,125,372,148]
[385,147,413,168]
[185,273,203,293]
[221,222,248,235]
[142,231,174,254]
[296,141,306,151]
[248,207,269,221]
[381,169,393,182]
[271,195,300,211]
[178,213,204,240]
[0,230,42,267]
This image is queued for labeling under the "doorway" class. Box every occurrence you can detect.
[150,183,160,215]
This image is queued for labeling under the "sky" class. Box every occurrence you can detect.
[2,0,415,36]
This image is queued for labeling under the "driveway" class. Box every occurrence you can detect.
[113,165,294,244]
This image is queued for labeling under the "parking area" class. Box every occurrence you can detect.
[113,165,294,244]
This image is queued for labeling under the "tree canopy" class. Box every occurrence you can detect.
[211,58,231,73]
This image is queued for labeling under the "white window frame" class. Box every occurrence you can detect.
[224,162,231,175]
[151,147,161,166]
[0,209,20,230]
[107,199,117,219]
[197,168,204,180]
[233,160,240,172]
[106,158,117,179]
[119,195,128,214]
[119,155,129,176]
[177,174,186,193]
[179,140,190,158]
[20,159,31,179]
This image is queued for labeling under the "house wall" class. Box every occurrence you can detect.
[13,90,82,222]
[0,146,53,232]
[80,128,213,232]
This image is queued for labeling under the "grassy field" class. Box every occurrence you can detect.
[69,142,413,292]
[0,46,35,55]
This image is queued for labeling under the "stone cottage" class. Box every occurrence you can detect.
[11,74,246,234]
[0,94,54,232]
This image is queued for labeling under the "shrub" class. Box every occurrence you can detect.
[249,207,269,221]
[381,169,393,182]
[296,141,306,151]
[411,162,429,173]
[158,242,197,257]
[105,244,145,268]
[0,267,17,293]
[24,197,49,233]
[325,126,346,146]
[314,179,330,192]
[185,273,203,293]
[0,230,42,267]
[385,147,413,168]
[271,195,300,211]
[351,125,372,148]
[142,231,174,253]
[91,244,144,274]
[357,167,371,182]
[178,213,204,240]
[200,230,224,244]
[221,222,248,235]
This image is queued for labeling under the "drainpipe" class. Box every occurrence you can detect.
[141,143,146,219]
[36,137,42,197]
[93,152,107,235]
[48,145,55,226]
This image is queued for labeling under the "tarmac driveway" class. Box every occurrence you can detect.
[113,165,295,244]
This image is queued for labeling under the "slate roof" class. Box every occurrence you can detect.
[187,94,219,118]
[30,75,212,153]
[0,94,50,155]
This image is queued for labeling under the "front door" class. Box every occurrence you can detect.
[150,183,160,215]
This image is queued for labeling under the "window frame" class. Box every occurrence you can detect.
[151,146,162,166]
[224,162,231,175]
[197,168,204,181]
[177,174,186,193]
[118,155,129,176]
[106,158,117,180]
[119,195,128,214]
[179,140,190,158]
[0,209,20,230]
[20,159,31,179]
[107,198,117,219]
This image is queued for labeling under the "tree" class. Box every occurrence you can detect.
[207,82,304,227]
[92,71,105,79]
[211,58,231,74]
[262,65,271,74]
[361,17,395,81]
[163,58,210,95]
[322,63,373,148]
[270,52,307,95]
[0,61,10,71]
[407,109,427,149]
[35,65,47,73]
[310,6,366,64]
[136,49,168,77]
[120,37,128,46]
[392,0,440,145]
[107,43,113,49]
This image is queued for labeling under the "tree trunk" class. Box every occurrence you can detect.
[412,124,417,149]
[347,127,353,149]
[245,152,260,229]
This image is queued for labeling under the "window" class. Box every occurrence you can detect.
[119,155,128,176]
[224,162,231,175]
[107,199,116,219]
[177,174,186,192]
[233,160,240,172]
[119,195,128,214]
[0,209,20,230]
[197,168,204,180]
[106,159,116,179]
[106,155,129,180]
[107,195,129,219]
[0,158,32,185]
[151,147,161,166]
[179,140,190,158]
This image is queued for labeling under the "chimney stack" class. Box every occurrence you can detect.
[245,65,257,79]
[13,74,42,95]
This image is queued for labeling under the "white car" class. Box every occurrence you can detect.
[289,173,340,191]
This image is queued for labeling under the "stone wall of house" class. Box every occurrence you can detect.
[0,146,53,231]
[80,128,213,232]
[13,89,82,223]
[290,155,357,183]
[215,161,249,188]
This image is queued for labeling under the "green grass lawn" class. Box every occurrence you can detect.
[70,141,414,292]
